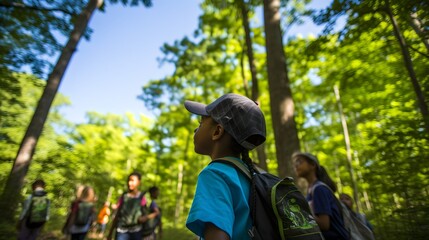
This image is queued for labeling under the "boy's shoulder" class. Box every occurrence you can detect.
[202,159,249,185]
[205,160,241,174]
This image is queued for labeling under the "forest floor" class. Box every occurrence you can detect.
[38,227,197,240]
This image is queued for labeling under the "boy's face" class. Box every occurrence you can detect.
[128,175,141,192]
[193,116,216,155]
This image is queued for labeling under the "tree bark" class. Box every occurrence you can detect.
[386,0,429,132]
[0,0,101,225]
[263,0,300,178]
[238,0,268,170]
[174,131,190,227]
[334,85,361,213]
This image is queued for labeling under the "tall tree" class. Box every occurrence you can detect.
[0,0,154,228]
[385,0,429,131]
[263,0,301,178]
[237,0,268,170]
[0,0,102,227]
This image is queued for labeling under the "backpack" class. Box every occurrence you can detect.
[74,201,94,226]
[212,158,323,240]
[26,193,49,228]
[117,192,148,228]
[311,182,375,240]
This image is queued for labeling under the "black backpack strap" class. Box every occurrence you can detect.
[211,157,252,179]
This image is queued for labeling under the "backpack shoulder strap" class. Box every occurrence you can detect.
[211,157,252,179]
[309,181,330,198]
[310,182,345,220]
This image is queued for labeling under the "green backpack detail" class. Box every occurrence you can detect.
[117,192,147,228]
[26,194,49,228]
[75,201,94,226]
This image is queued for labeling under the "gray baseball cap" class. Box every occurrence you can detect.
[184,93,266,150]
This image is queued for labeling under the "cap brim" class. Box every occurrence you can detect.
[184,100,209,116]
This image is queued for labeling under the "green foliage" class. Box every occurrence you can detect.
[2,0,428,239]
[288,3,429,237]
[0,0,152,78]
[0,70,71,235]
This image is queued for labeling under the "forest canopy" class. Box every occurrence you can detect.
[0,0,428,239]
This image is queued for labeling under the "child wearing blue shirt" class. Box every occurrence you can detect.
[184,93,266,240]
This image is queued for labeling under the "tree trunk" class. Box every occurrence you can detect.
[238,0,268,170]
[263,0,300,178]
[0,0,101,225]
[175,131,191,226]
[386,0,429,132]
[334,85,361,212]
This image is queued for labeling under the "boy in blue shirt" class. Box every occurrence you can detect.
[184,93,266,240]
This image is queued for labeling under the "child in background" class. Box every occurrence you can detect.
[142,186,162,240]
[63,185,97,240]
[339,193,373,231]
[184,93,266,239]
[17,179,50,240]
[96,202,111,238]
[293,152,349,240]
[107,172,159,240]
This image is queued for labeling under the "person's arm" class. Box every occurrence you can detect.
[138,196,160,223]
[311,184,334,231]
[148,205,160,219]
[314,214,330,231]
[204,223,229,240]
[186,167,235,238]
[138,210,159,223]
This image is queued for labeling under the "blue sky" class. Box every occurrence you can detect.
[58,0,327,123]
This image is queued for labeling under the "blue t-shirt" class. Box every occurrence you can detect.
[308,182,349,240]
[186,157,252,240]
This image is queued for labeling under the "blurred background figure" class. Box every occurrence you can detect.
[293,152,349,240]
[96,202,111,238]
[340,193,373,231]
[17,179,50,240]
[63,185,97,240]
[142,186,162,240]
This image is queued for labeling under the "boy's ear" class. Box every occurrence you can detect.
[212,124,225,140]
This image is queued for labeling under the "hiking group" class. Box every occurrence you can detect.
[17,177,162,240]
[17,93,374,240]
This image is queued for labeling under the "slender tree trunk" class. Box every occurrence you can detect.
[386,0,429,132]
[239,0,259,101]
[239,50,250,97]
[408,11,429,53]
[175,131,190,226]
[0,0,101,225]
[334,85,360,212]
[263,0,300,178]
[238,0,268,170]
